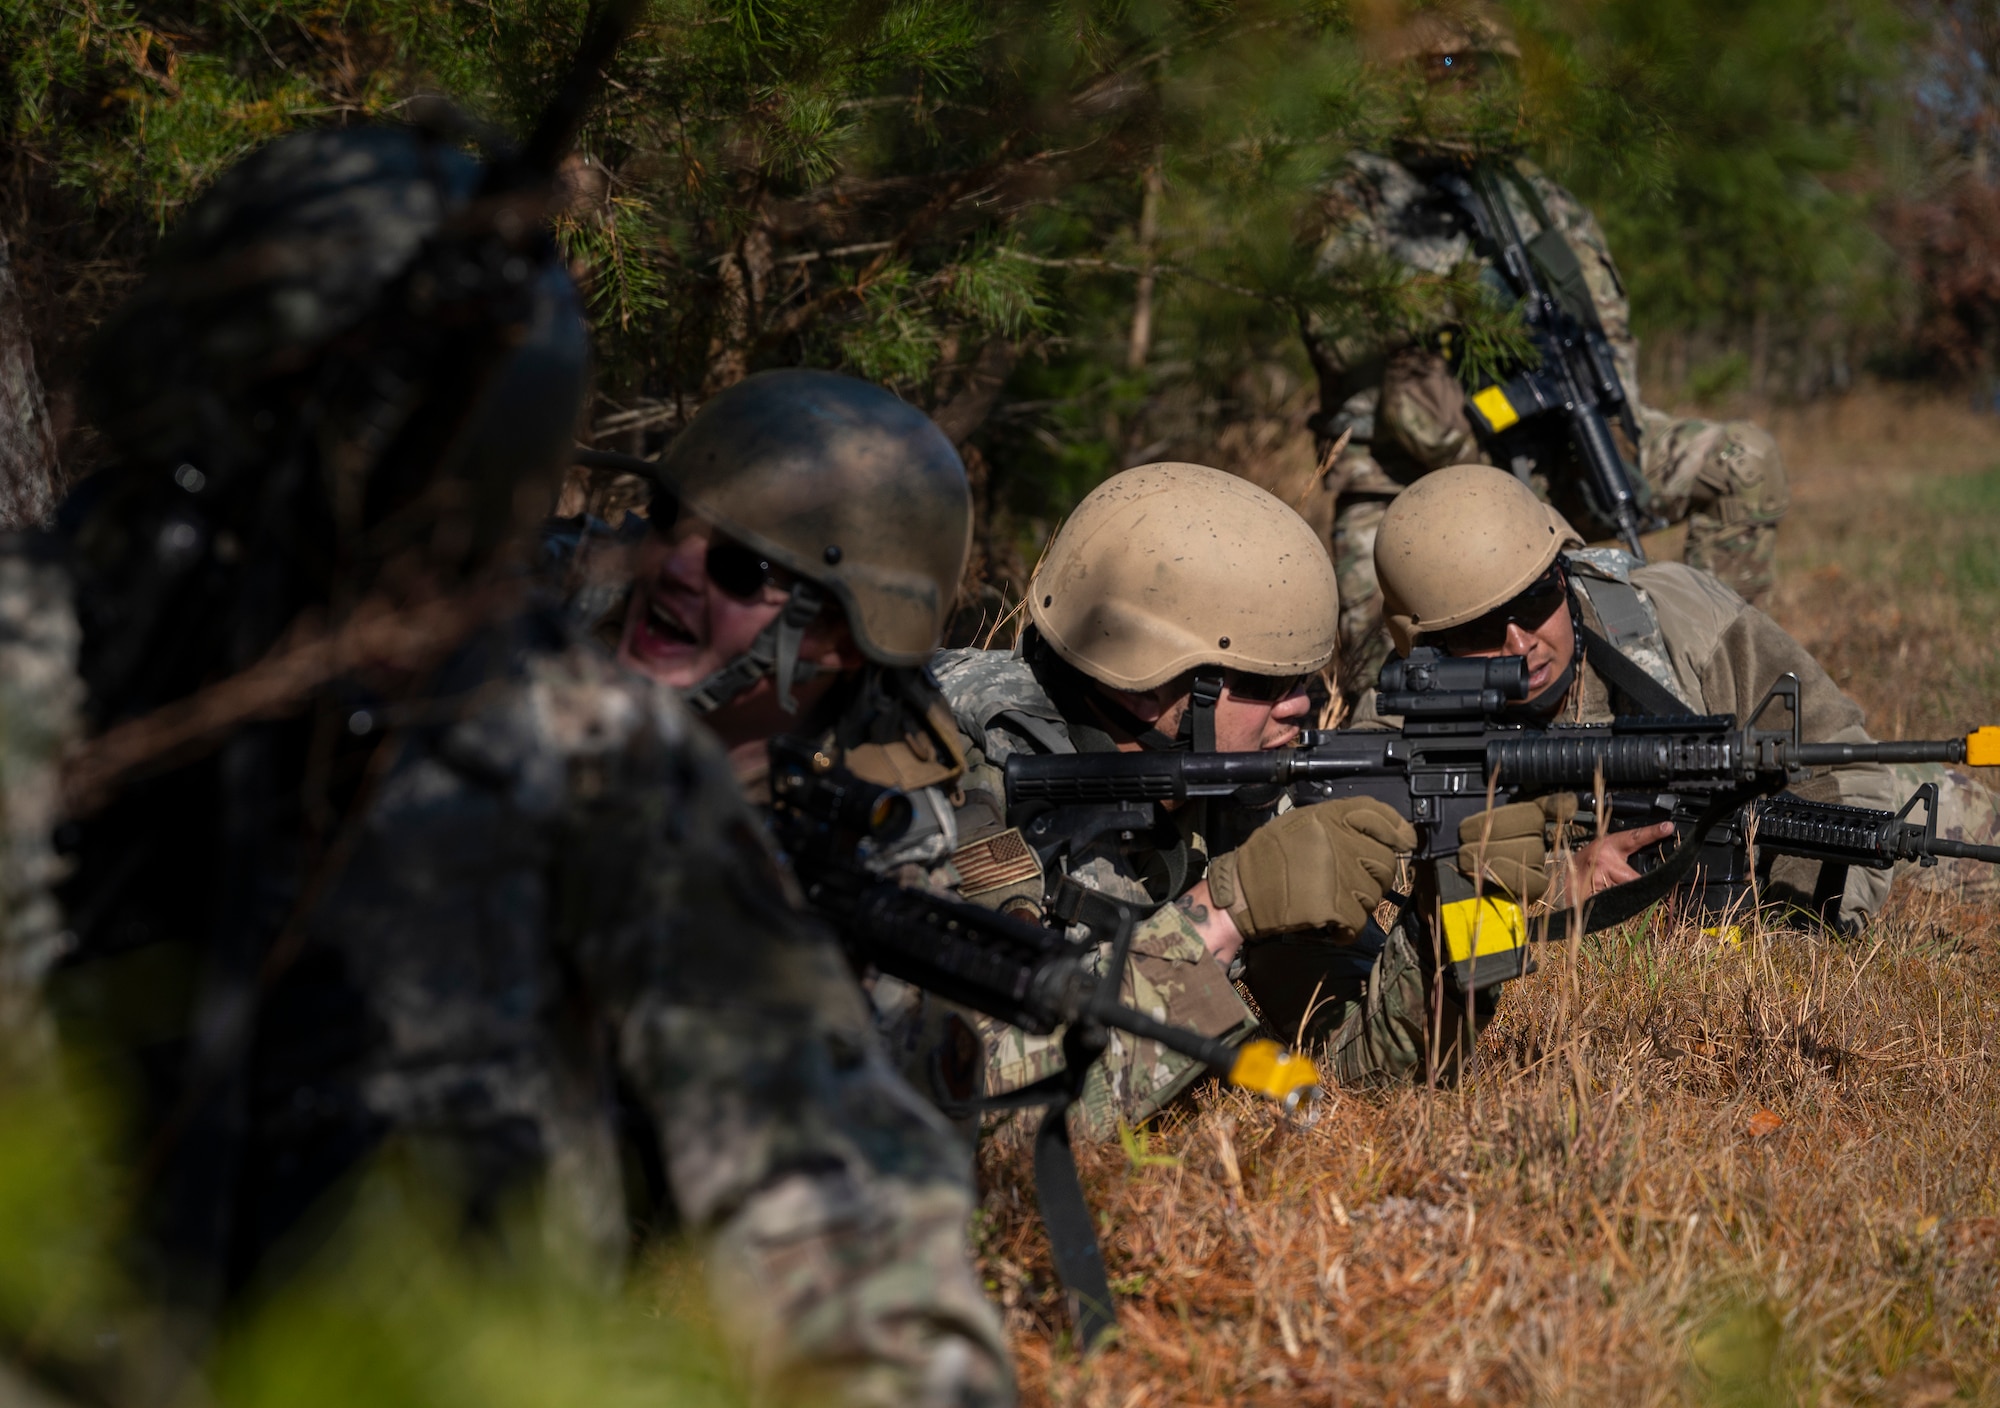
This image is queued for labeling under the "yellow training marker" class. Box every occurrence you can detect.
[1228,1039,1321,1119]
[1967,727,2000,768]
[1439,893,1528,965]
[1472,385,1521,432]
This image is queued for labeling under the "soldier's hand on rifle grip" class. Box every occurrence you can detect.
[1552,818,1677,907]
[1206,798,1416,940]
[1456,796,1578,904]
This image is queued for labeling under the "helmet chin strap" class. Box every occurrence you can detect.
[1510,594,1583,719]
[681,580,827,716]
[1185,672,1222,752]
[1022,632,1227,752]
[1083,669,1226,753]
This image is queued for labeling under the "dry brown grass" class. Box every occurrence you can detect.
[980,388,2000,1406]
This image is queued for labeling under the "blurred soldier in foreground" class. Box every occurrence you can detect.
[28,126,1008,1407]
[609,369,990,1111]
[1299,3,1790,704]
[1357,464,2000,929]
[934,464,1548,1108]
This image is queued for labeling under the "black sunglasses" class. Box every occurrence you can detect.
[1437,562,1568,656]
[1224,669,1309,702]
[644,484,778,601]
[705,538,779,599]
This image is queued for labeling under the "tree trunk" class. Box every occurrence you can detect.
[1125,163,1163,373]
[0,229,59,528]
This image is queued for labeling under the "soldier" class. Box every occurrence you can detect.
[1363,463,2000,928]
[608,369,994,1109]
[33,126,1009,1408]
[934,462,1552,1113]
[1298,3,1790,704]
[614,370,972,817]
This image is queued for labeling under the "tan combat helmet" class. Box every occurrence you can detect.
[659,368,972,712]
[1029,462,1339,693]
[1374,463,1582,654]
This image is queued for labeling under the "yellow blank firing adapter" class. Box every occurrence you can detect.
[1227,1039,1321,1122]
[1968,728,2000,768]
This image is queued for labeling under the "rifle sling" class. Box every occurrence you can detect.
[1050,872,1159,932]
[1576,622,1692,719]
[1575,787,1758,933]
[1033,1101,1117,1348]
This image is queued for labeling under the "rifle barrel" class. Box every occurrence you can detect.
[1791,739,1968,767]
[1930,838,2000,864]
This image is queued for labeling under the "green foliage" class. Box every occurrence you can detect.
[1525,0,1910,341]
[1916,465,2000,599]
[0,1053,744,1408]
[1688,350,1752,404]
[0,1056,120,1363]
[0,0,1930,525]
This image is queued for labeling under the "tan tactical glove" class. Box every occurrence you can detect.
[1454,795,1578,903]
[1206,798,1417,939]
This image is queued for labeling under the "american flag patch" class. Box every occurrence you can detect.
[951,828,1042,898]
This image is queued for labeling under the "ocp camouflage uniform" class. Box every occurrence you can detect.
[45,585,1011,1408]
[1297,151,1788,700]
[929,647,1258,1140]
[1555,550,1997,919]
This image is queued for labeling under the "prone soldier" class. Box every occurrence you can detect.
[30,126,1009,1408]
[1299,3,1790,704]
[1361,463,2000,927]
[934,463,1554,1104]
[605,369,997,1112]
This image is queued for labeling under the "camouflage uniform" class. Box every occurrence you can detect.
[1288,551,1999,1081]
[1298,152,1788,700]
[0,535,78,1050]
[1555,550,1999,914]
[43,582,1009,1408]
[929,647,1259,1140]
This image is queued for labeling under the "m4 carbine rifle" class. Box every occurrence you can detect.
[1435,163,1663,558]
[1004,650,2000,979]
[765,736,1317,1349]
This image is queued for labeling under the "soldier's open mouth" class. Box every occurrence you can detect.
[645,599,697,646]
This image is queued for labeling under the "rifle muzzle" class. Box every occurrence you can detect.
[1226,1039,1322,1124]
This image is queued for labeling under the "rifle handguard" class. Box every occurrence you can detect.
[1226,1039,1321,1122]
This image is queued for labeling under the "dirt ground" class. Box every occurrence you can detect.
[982,388,2000,1407]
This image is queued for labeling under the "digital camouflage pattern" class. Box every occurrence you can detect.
[45,587,1010,1408]
[1295,152,1788,700]
[929,648,1258,1140]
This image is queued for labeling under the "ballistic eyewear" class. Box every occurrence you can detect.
[1224,669,1309,702]
[640,478,781,601]
[1436,561,1568,655]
